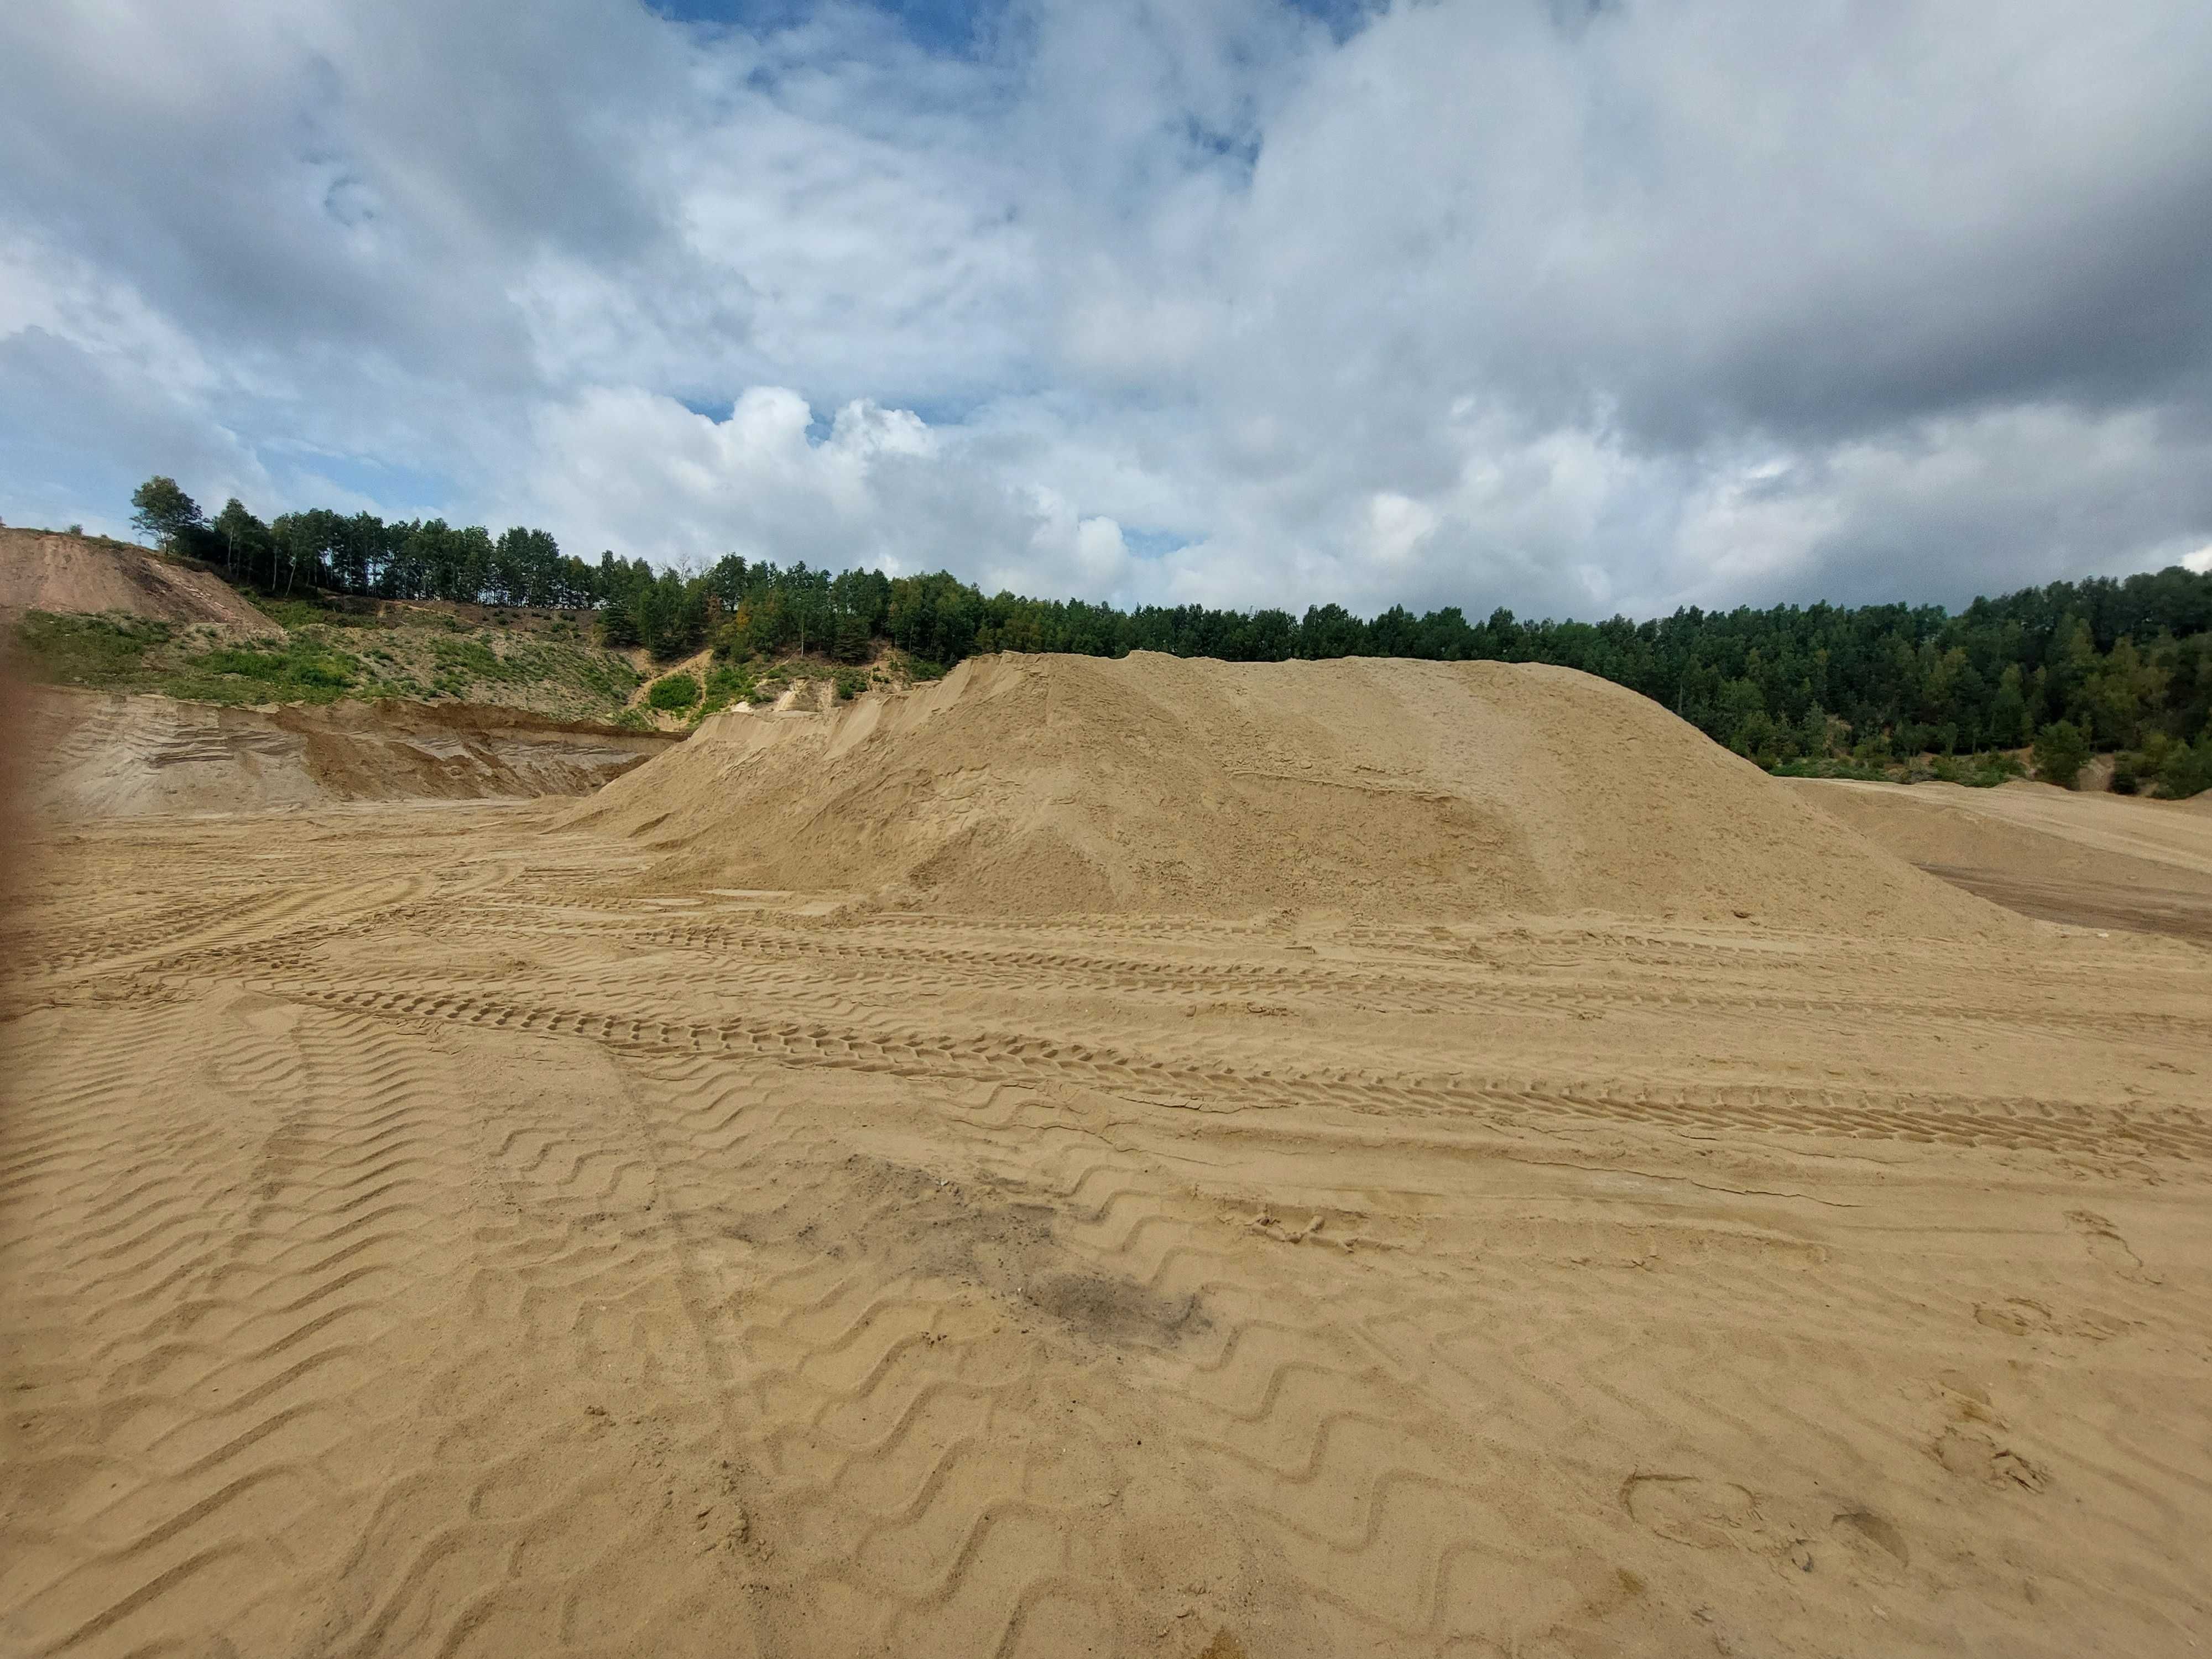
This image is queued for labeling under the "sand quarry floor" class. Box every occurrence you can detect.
[6,662,2212,1658]
[1787,775,2212,947]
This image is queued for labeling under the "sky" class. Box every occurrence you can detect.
[3,0,2210,620]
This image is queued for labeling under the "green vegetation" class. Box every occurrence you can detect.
[129,476,204,551]
[2030,721,2091,790]
[13,612,174,689]
[12,602,644,723]
[178,640,362,703]
[247,595,371,630]
[645,671,701,711]
[700,662,757,714]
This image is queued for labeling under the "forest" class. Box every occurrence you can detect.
[127,475,2212,796]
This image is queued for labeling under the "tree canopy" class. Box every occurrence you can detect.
[129,477,204,550]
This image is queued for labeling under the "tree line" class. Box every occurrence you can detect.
[129,475,2212,795]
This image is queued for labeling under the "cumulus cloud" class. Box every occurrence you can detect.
[2,0,2209,614]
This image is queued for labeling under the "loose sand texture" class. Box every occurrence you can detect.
[570,652,2016,938]
[7,662,2212,1658]
[1790,775,2212,945]
[17,687,679,819]
[0,529,271,632]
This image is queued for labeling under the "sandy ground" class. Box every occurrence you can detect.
[1789,776,2212,945]
[6,796,2210,1657]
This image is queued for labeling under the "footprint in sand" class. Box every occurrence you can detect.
[1932,1427,2048,1493]
[1621,1474,1764,1551]
[1974,1296,2127,1342]
[1829,1508,1910,1581]
[2066,1210,2147,1280]
[1974,1298,2053,1337]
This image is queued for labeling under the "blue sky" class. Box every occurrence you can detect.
[653,0,1003,54]
[3,0,2209,615]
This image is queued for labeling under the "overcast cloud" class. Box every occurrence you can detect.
[3,0,2209,616]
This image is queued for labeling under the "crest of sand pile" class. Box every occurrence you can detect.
[0,529,272,631]
[565,651,2017,936]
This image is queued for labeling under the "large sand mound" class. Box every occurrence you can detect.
[0,528,271,630]
[22,688,677,820]
[569,651,2013,934]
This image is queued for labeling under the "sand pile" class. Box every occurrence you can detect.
[22,688,677,820]
[568,651,2012,933]
[0,529,270,630]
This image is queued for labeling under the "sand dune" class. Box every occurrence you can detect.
[7,661,2210,1658]
[18,688,677,820]
[572,652,2014,937]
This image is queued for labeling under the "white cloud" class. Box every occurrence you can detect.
[3,0,2209,615]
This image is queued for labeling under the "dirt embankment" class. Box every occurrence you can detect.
[20,688,679,820]
[0,529,272,631]
[566,651,2016,936]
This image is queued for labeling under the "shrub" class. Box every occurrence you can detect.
[2157,732,2212,800]
[1966,752,2025,788]
[701,662,756,713]
[252,596,370,630]
[646,671,701,711]
[2031,721,2089,789]
[1770,757,1889,783]
[833,667,867,701]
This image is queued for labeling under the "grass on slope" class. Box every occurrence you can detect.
[11,604,646,721]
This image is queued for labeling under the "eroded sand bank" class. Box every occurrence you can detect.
[17,688,679,820]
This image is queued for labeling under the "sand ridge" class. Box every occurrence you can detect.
[571,651,2017,937]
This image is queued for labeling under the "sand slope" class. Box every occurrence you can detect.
[5,804,2209,1657]
[0,529,270,630]
[1791,776,2212,943]
[20,688,677,819]
[570,651,2013,936]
